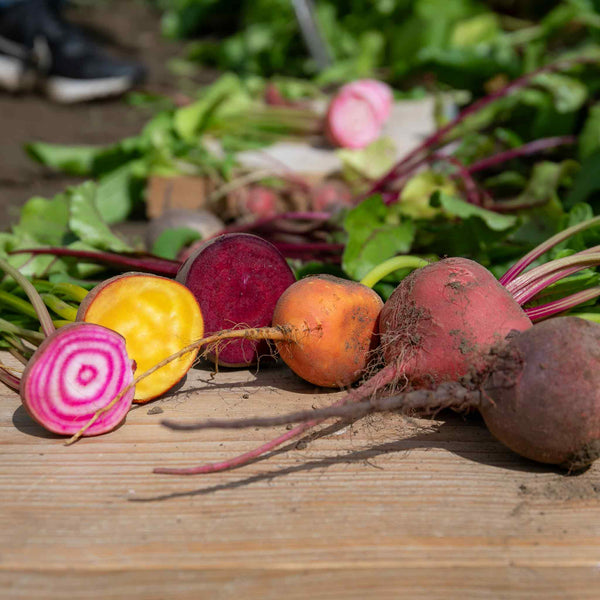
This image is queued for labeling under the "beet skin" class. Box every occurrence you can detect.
[379,257,532,385]
[480,316,600,469]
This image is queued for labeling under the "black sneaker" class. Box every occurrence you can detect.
[0,0,145,103]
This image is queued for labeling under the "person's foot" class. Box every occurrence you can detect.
[0,0,145,103]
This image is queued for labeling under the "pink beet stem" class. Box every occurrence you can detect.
[513,265,586,305]
[525,286,600,321]
[507,251,600,303]
[154,363,400,475]
[0,365,20,391]
[500,215,600,286]
[510,246,600,304]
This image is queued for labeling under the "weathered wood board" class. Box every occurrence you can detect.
[2,352,600,599]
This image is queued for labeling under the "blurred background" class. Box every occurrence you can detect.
[1,0,599,235]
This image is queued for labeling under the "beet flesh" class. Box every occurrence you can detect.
[481,316,600,469]
[325,90,381,149]
[177,233,296,366]
[379,257,532,385]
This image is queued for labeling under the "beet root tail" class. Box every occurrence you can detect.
[153,363,403,475]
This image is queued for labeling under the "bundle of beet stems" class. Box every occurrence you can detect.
[362,54,596,209]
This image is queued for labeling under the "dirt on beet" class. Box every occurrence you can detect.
[0,0,215,230]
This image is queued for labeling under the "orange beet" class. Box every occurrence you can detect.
[272,275,383,388]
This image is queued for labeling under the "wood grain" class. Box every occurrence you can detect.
[2,354,600,599]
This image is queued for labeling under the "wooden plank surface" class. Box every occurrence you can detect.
[2,352,600,599]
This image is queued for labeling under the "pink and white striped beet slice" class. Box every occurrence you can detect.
[325,90,382,149]
[342,79,393,124]
[20,322,135,436]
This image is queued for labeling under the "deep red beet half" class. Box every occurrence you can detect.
[176,233,296,367]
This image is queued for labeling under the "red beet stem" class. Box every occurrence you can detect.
[154,363,400,475]
[432,153,482,206]
[467,136,577,174]
[11,248,180,277]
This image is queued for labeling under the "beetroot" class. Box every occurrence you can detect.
[343,79,393,124]
[325,79,393,149]
[478,317,600,468]
[310,180,353,213]
[158,317,600,471]
[155,257,533,475]
[0,256,135,437]
[176,233,296,367]
[379,258,532,385]
[243,186,282,218]
[21,323,135,436]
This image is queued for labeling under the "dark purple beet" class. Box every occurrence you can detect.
[479,316,600,469]
[176,233,296,367]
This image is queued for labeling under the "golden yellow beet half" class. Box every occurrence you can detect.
[77,273,204,402]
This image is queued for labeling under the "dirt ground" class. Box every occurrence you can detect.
[0,0,210,229]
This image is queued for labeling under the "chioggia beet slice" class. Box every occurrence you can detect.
[20,322,135,436]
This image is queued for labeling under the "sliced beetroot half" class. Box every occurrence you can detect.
[343,79,393,124]
[20,322,135,436]
[325,90,382,149]
[176,233,296,367]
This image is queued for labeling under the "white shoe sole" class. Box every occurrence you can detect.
[0,53,134,102]
[0,53,31,91]
[44,75,134,103]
